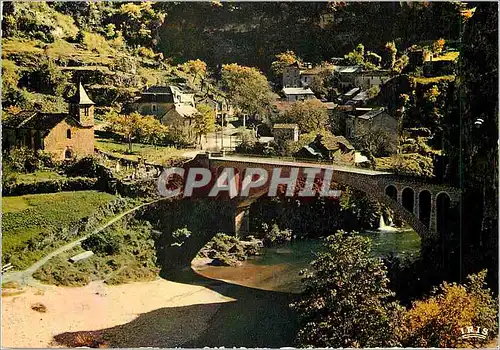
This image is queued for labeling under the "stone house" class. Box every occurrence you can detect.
[282,87,316,102]
[133,85,196,119]
[2,82,95,160]
[332,65,362,89]
[345,107,398,140]
[282,62,301,88]
[273,123,299,143]
[353,70,393,90]
[282,62,331,88]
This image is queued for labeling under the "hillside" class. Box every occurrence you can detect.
[1,2,198,117]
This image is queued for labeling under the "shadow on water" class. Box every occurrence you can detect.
[53,268,299,348]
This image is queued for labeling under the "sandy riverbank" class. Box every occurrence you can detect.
[1,277,234,348]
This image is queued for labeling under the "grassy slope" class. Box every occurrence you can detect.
[95,137,185,164]
[2,191,117,265]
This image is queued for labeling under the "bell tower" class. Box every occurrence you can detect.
[67,82,95,127]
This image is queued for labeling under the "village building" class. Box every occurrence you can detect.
[133,85,196,119]
[282,62,333,88]
[282,62,302,88]
[2,82,95,160]
[199,96,234,122]
[273,123,299,143]
[353,70,393,90]
[345,107,398,141]
[282,87,316,102]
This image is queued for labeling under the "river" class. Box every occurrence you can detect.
[184,229,420,347]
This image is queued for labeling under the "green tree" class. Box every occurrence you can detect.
[105,111,167,152]
[344,43,365,65]
[193,104,216,147]
[221,63,275,119]
[385,41,397,69]
[291,231,402,348]
[283,99,328,133]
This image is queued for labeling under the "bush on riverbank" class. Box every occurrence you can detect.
[197,233,263,266]
[260,223,292,247]
[33,219,160,286]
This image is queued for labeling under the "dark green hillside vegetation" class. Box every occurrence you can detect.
[1,191,132,269]
[1,2,191,115]
[33,219,160,286]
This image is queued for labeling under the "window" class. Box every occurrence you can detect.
[66,129,71,139]
[84,107,89,116]
[65,149,73,159]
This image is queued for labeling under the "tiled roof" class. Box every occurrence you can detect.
[344,87,360,97]
[358,107,385,120]
[173,104,198,118]
[333,65,362,74]
[143,86,174,94]
[282,87,315,95]
[3,111,72,130]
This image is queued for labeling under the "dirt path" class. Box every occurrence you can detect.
[2,199,164,287]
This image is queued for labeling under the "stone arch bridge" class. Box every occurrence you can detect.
[186,153,461,241]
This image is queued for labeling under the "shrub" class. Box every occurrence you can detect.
[291,231,402,347]
[262,223,292,247]
[6,147,41,173]
[81,231,123,256]
[400,270,498,348]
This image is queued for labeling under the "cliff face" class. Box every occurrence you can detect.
[156,2,464,72]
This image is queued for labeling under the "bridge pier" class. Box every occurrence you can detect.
[414,191,419,218]
[429,195,437,234]
[234,205,250,237]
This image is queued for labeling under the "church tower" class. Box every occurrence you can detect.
[67,82,95,127]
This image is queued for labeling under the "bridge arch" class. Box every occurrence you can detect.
[402,187,415,213]
[419,190,432,227]
[385,185,397,201]
[436,192,451,233]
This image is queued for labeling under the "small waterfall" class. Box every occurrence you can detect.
[379,215,387,229]
[378,214,398,232]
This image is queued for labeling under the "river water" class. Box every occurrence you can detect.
[185,229,420,347]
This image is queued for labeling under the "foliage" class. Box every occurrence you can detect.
[385,41,397,69]
[113,2,166,48]
[28,57,70,96]
[2,60,19,94]
[2,191,121,269]
[378,153,434,178]
[351,122,398,157]
[34,219,160,286]
[221,63,275,118]
[5,147,44,173]
[282,99,329,133]
[193,104,216,146]
[291,231,402,347]
[400,270,498,347]
[181,59,207,84]
[261,223,292,247]
[105,111,168,152]
[344,43,365,66]
[270,50,300,82]
[82,230,122,256]
[432,38,446,54]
